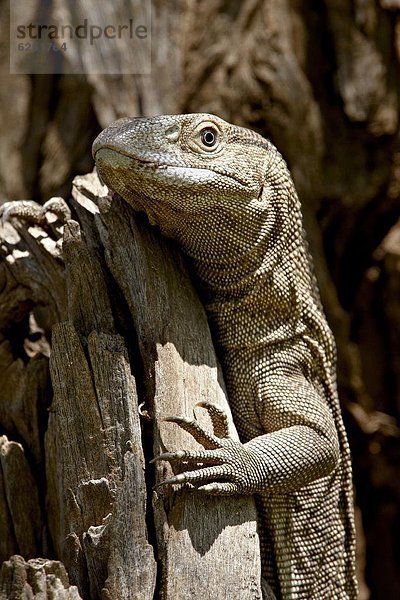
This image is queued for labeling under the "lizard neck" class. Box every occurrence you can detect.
[191,245,310,351]
[187,238,335,371]
[177,209,315,351]
[172,184,318,351]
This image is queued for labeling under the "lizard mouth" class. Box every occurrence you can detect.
[93,144,170,170]
[93,144,254,190]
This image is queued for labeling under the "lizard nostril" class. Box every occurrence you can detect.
[165,124,181,142]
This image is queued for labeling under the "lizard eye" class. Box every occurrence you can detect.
[200,127,218,147]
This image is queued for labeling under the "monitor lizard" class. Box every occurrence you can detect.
[93,113,358,599]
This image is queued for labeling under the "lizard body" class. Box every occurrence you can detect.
[93,114,358,599]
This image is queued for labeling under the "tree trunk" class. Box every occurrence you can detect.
[0,173,263,599]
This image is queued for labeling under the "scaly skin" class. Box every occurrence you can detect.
[93,114,358,599]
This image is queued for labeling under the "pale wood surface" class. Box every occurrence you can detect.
[0,172,263,598]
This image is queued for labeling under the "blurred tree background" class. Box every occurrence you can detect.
[0,0,400,598]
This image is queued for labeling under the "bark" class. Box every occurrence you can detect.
[1,0,400,597]
[0,555,82,600]
[0,173,262,599]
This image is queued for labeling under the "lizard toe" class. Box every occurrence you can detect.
[151,448,224,465]
[0,200,44,225]
[197,481,241,495]
[194,401,230,438]
[156,464,232,488]
[42,197,72,223]
[164,415,222,449]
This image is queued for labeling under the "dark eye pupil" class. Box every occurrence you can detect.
[201,128,217,146]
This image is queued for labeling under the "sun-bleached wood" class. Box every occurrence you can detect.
[93,188,263,599]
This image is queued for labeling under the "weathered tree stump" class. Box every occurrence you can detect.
[0,172,263,598]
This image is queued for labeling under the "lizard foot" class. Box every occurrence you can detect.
[152,401,253,495]
[0,198,71,226]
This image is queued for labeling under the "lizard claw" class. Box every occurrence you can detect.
[197,482,241,495]
[155,465,232,489]
[163,415,221,449]
[155,472,189,488]
[0,200,44,225]
[153,475,227,491]
[153,409,258,495]
[151,448,224,465]
[150,450,187,463]
[42,197,71,223]
[194,401,230,438]
[0,198,71,227]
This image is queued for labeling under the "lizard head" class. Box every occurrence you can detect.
[93,113,297,263]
